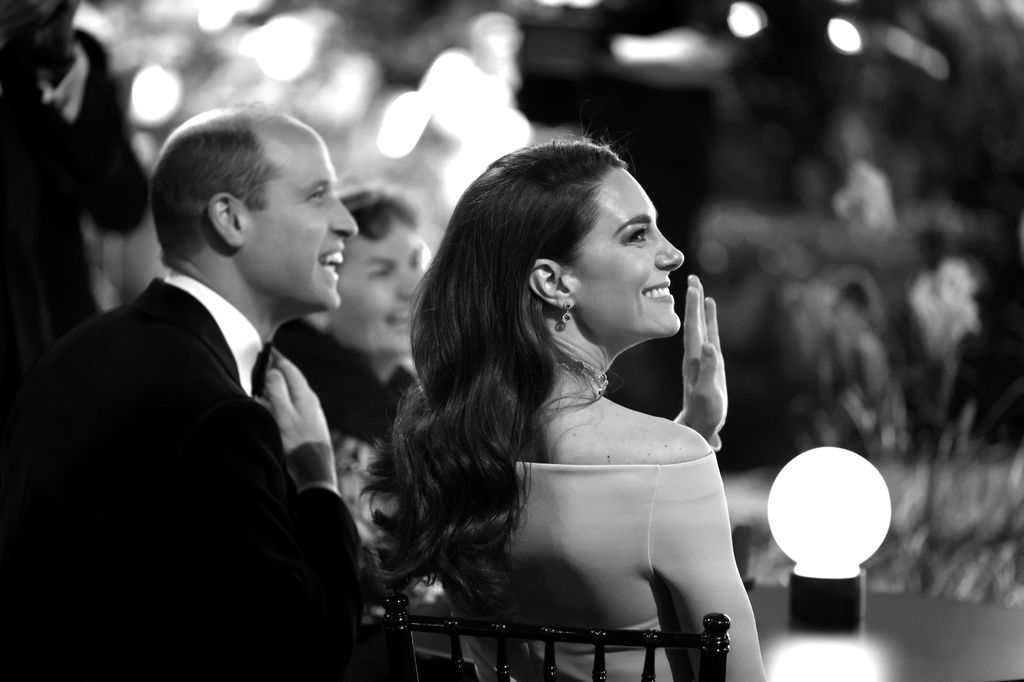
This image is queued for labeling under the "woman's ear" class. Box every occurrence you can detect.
[529,258,573,306]
[203,193,247,253]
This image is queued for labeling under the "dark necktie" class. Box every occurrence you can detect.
[251,342,273,397]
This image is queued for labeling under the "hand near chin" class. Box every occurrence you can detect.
[258,350,337,491]
[679,275,727,450]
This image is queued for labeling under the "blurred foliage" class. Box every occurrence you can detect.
[711,159,1024,607]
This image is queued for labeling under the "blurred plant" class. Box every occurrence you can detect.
[871,441,1024,607]
[774,192,1024,605]
[832,159,898,235]
[906,257,979,399]
[781,264,900,459]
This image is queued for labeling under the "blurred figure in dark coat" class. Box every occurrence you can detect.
[0,0,148,428]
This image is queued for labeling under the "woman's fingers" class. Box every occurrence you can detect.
[683,281,704,368]
[705,297,722,356]
[689,274,707,340]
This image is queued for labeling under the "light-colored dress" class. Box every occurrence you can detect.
[458,452,763,682]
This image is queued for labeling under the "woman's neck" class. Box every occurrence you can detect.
[552,336,611,373]
[557,356,608,398]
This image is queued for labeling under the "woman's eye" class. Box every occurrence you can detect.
[309,189,326,201]
[629,227,648,243]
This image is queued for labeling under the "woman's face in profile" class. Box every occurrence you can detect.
[328,225,429,366]
[563,168,684,350]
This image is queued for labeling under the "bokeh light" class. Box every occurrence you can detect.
[535,0,602,7]
[377,91,432,160]
[883,26,949,80]
[827,17,864,55]
[197,3,234,33]
[130,64,183,127]
[196,0,271,32]
[727,2,769,39]
[239,14,317,81]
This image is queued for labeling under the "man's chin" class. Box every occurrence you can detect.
[288,292,341,321]
[319,291,342,311]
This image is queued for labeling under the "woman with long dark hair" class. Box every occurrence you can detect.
[367,138,765,681]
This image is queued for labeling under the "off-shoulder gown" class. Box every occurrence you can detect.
[457,451,763,682]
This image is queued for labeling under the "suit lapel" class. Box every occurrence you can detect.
[133,279,242,390]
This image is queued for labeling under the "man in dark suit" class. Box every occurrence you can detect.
[0,0,149,426]
[0,106,362,679]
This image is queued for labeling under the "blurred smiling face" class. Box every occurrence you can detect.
[327,224,429,365]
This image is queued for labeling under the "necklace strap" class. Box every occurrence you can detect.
[558,356,608,398]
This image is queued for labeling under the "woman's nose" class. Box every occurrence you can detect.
[656,241,684,271]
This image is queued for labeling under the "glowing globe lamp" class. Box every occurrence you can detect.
[767,447,891,628]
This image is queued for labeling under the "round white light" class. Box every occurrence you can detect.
[197,4,235,33]
[376,90,432,159]
[130,64,183,127]
[767,447,891,579]
[827,17,863,55]
[239,15,316,81]
[727,2,768,39]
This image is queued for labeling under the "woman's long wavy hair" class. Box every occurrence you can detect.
[365,137,626,615]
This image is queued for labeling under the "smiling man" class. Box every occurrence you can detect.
[0,106,362,680]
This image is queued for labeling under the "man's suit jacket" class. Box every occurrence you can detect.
[0,280,362,680]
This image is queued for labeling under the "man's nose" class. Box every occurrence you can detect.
[330,197,358,238]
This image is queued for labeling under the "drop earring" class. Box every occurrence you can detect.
[555,301,573,332]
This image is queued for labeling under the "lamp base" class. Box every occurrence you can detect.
[789,570,865,629]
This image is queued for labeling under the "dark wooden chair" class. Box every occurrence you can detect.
[382,592,731,682]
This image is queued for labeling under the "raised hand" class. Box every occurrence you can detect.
[259,350,337,491]
[679,274,727,450]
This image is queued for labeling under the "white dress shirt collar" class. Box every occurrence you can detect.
[164,271,264,395]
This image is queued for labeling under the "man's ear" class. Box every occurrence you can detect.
[203,193,246,253]
[528,258,574,307]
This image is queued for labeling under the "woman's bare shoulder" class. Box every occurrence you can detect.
[546,399,712,466]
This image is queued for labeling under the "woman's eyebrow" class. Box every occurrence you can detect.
[615,214,655,233]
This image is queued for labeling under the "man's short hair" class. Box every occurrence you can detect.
[150,106,284,261]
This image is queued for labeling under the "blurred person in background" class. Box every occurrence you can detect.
[276,186,428,459]
[368,138,765,682]
[0,0,148,428]
[274,185,436,681]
